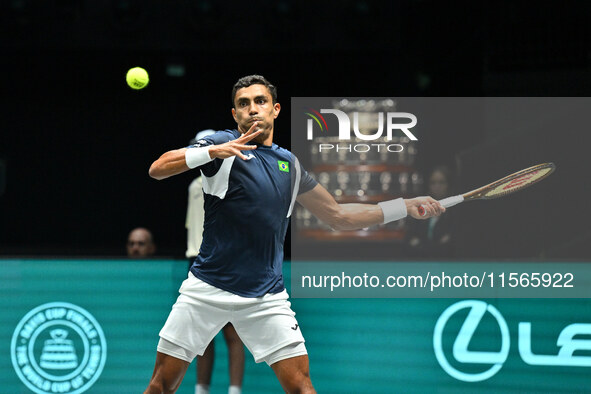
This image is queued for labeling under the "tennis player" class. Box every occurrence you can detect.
[144,75,444,394]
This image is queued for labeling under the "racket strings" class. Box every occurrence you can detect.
[484,167,554,198]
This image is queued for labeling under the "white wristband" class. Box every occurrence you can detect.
[378,198,407,224]
[185,147,213,169]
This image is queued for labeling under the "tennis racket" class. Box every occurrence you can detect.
[418,162,556,216]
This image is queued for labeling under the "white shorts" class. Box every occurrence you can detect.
[158,273,307,366]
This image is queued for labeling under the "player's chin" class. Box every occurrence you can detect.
[254,122,267,131]
[241,122,261,134]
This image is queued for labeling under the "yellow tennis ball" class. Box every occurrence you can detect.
[126,67,149,90]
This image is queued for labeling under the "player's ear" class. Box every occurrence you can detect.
[273,102,281,119]
[231,108,237,123]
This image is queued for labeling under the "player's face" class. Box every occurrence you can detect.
[232,84,280,144]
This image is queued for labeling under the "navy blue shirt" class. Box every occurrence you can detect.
[188,129,317,297]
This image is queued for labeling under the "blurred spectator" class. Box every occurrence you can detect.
[187,130,245,394]
[126,227,156,258]
[406,166,455,258]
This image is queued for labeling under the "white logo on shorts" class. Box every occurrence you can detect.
[11,302,107,394]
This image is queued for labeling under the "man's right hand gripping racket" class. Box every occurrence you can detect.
[418,163,556,216]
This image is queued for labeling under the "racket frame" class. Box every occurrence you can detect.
[417,162,556,216]
[461,162,555,201]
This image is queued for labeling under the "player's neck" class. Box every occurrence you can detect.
[260,129,273,146]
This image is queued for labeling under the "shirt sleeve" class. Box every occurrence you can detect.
[186,130,234,175]
[186,130,234,149]
[297,160,318,195]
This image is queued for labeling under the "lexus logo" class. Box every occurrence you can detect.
[434,300,591,383]
[433,300,510,382]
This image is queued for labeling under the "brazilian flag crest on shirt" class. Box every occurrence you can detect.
[278,161,289,172]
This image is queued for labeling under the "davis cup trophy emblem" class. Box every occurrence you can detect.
[11,302,107,394]
[40,329,78,370]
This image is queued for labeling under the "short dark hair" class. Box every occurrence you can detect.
[231,75,277,107]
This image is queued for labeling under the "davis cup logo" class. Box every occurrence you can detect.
[11,302,107,394]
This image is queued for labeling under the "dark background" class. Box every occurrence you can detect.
[1,1,590,259]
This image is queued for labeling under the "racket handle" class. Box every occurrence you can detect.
[418,195,464,217]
